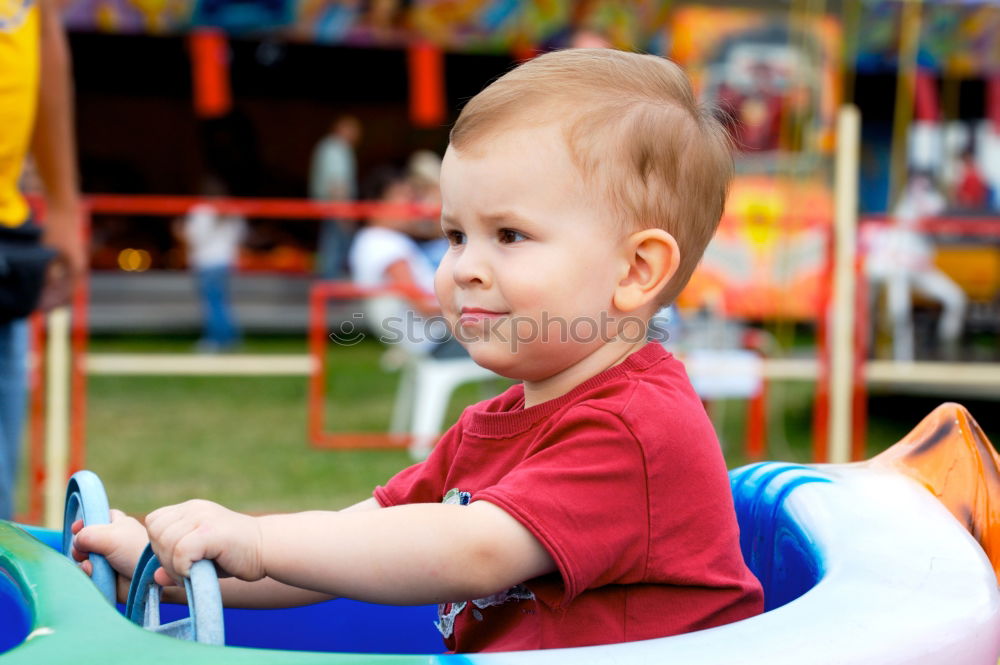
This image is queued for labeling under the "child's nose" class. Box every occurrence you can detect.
[451,243,491,288]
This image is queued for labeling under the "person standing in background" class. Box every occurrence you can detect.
[0,0,83,519]
[181,176,246,353]
[310,115,361,278]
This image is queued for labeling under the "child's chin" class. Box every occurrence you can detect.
[465,345,521,379]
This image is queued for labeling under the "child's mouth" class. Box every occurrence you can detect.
[458,308,508,326]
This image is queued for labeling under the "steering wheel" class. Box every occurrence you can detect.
[61,470,116,605]
[61,470,225,645]
[125,544,225,645]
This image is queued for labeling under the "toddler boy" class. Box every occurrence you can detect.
[74,48,763,652]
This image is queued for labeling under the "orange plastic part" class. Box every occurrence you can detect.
[869,403,1000,582]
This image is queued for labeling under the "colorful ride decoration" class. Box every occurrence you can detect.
[667,6,841,321]
[62,0,673,51]
[678,176,833,320]
[1,403,999,663]
[669,5,842,156]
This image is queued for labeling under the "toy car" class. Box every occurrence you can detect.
[1,403,997,664]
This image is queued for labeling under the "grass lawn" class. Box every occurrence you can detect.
[51,336,509,516]
[25,334,1000,518]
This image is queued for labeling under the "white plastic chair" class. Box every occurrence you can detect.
[387,354,497,458]
[366,295,498,458]
[683,348,764,401]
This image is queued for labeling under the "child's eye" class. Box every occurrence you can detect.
[445,230,466,246]
[498,229,526,244]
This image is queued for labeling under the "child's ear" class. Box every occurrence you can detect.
[613,229,680,313]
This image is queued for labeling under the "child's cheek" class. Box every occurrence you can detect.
[433,265,455,311]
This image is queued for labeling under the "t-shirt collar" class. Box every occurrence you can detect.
[465,343,669,439]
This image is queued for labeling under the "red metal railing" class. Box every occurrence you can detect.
[25,195,439,522]
[28,193,996,521]
[308,280,432,450]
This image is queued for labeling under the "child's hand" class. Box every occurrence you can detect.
[144,500,264,587]
[72,509,150,600]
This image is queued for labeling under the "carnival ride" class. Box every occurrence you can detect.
[25,0,1000,522]
[0,403,998,664]
[13,2,1000,662]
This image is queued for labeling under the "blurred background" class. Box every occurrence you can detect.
[20,0,1000,521]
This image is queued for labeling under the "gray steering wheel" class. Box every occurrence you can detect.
[62,470,225,645]
[125,544,225,645]
[62,470,116,604]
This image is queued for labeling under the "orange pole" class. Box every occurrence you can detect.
[307,281,429,450]
[69,209,91,474]
[851,253,868,461]
[26,314,45,524]
[989,76,1000,133]
[914,68,940,122]
[811,227,835,462]
[190,29,231,119]
[407,42,446,128]
[307,282,328,446]
[740,329,768,461]
[746,380,768,460]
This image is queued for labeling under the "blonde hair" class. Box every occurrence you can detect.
[450,49,733,305]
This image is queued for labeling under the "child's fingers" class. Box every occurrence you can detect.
[146,500,226,582]
[154,566,178,587]
[73,511,149,579]
[72,523,115,566]
[144,503,181,536]
[72,508,129,555]
[145,499,258,583]
[171,529,212,580]
[148,514,204,583]
[154,526,207,583]
[73,522,111,554]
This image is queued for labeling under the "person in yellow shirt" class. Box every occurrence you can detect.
[0,0,82,519]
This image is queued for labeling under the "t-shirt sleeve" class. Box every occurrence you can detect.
[474,405,649,607]
[374,419,463,507]
[183,204,216,245]
[350,229,415,287]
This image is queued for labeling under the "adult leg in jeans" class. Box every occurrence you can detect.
[316,219,353,279]
[0,319,28,520]
[197,265,239,349]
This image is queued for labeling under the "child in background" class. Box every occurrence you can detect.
[74,49,763,653]
[405,149,449,266]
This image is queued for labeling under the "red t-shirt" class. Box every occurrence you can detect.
[375,343,763,652]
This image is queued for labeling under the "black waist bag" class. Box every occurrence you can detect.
[0,222,58,323]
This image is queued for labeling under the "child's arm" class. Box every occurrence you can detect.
[146,499,555,606]
[72,498,386,608]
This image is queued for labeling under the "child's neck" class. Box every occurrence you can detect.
[521,338,648,409]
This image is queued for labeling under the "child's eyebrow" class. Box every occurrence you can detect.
[481,211,534,227]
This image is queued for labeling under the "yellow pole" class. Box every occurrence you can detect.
[829,105,861,464]
[841,0,861,106]
[44,307,71,529]
[941,75,960,125]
